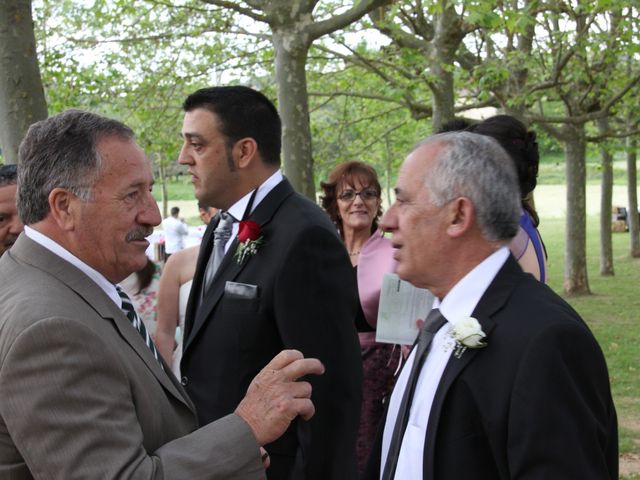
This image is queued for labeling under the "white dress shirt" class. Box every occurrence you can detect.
[24,226,121,308]
[222,170,283,253]
[162,216,189,254]
[381,247,510,479]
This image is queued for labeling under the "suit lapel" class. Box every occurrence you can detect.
[13,235,194,411]
[183,179,295,352]
[422,255,523,479]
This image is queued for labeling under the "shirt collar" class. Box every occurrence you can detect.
[226,170,283,221]
[434,246,509,326]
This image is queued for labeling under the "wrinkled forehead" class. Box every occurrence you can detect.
[94,137,154,185]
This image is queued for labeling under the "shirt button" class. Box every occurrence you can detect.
[181,376,188,386]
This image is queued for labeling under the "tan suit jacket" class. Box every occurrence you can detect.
[0,234,264,479]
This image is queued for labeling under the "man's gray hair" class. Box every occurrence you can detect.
[17,109,134,225]
[416,131,521,242]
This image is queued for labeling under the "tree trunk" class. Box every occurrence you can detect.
[0,0,47,164]
[627,136,640,257]
[158,159,168,219]
[563,124,591,295]
[430,65,455,133]
[597,118,614,275]
[430,5,462,132]
[385,133,392,207]
[272,30,315,199]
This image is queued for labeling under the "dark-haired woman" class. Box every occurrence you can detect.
[467,115,548,282]
[321,161,398,473]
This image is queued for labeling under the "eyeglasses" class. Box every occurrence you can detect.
[338,189,379,202]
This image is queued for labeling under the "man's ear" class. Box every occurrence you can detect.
[48,188,78,231]
[446,197,475,238]
[233,137,259,169]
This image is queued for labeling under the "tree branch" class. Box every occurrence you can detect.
[306,0,389,41]
[586,128,640,142]
[200,0,268,22]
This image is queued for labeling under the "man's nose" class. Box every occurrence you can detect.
[140,193,162,227]
[178,144,191,165]
[379,206,396,232]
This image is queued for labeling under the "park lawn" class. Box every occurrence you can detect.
[152,174,194,203]
[539,215,640,473]
[538,151,632,185]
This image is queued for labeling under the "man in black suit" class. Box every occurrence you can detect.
[364,131,617,479]
[178,86,362,479]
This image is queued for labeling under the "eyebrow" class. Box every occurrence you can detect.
[127,179,153,190]
[182,132,204,141]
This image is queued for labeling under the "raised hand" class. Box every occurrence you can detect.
[235,349,324,446]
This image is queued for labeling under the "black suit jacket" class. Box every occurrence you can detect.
[182,178,363,480]
[363,255,617,480]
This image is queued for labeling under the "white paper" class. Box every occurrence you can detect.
[375,273,435,345]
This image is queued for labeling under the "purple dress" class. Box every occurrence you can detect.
[510,210,547,282]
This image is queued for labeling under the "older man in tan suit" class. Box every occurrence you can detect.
[0,110,323,479]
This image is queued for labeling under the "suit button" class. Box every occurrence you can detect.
[181,376,188,386]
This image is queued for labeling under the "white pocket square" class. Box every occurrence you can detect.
[224,281,259,299]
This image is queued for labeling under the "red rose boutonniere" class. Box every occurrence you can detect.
[234,220,264,264]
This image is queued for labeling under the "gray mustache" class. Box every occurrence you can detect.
[126,227,153,242]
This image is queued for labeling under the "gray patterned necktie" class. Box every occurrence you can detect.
[203,211,235,293]
[382,308,448,480]
[116,286,163,369]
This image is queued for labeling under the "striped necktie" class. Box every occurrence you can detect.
[116,286,164,369]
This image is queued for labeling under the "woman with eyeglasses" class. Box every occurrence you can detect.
[320,161,399,474]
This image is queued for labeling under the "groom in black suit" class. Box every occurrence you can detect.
[178,86,362,480]
[363,132,617,479]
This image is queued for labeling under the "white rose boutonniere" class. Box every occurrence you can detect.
[450,316,487,359]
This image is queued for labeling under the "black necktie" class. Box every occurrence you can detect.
[117,286,163,369]
[382,308,448,480]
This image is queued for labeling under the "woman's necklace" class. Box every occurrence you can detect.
[349,250,360,256]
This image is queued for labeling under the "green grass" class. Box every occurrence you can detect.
[152,175,195,202]
[539,151,632,185]
[539,216,640,476]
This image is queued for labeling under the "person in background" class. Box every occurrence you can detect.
[156,203,217,376]
[162,206,189,260]
[119,257,162,336]
[466,115,547,282]
[194,201,217,238]
[0,164,23,256]
[320,161,398,474]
